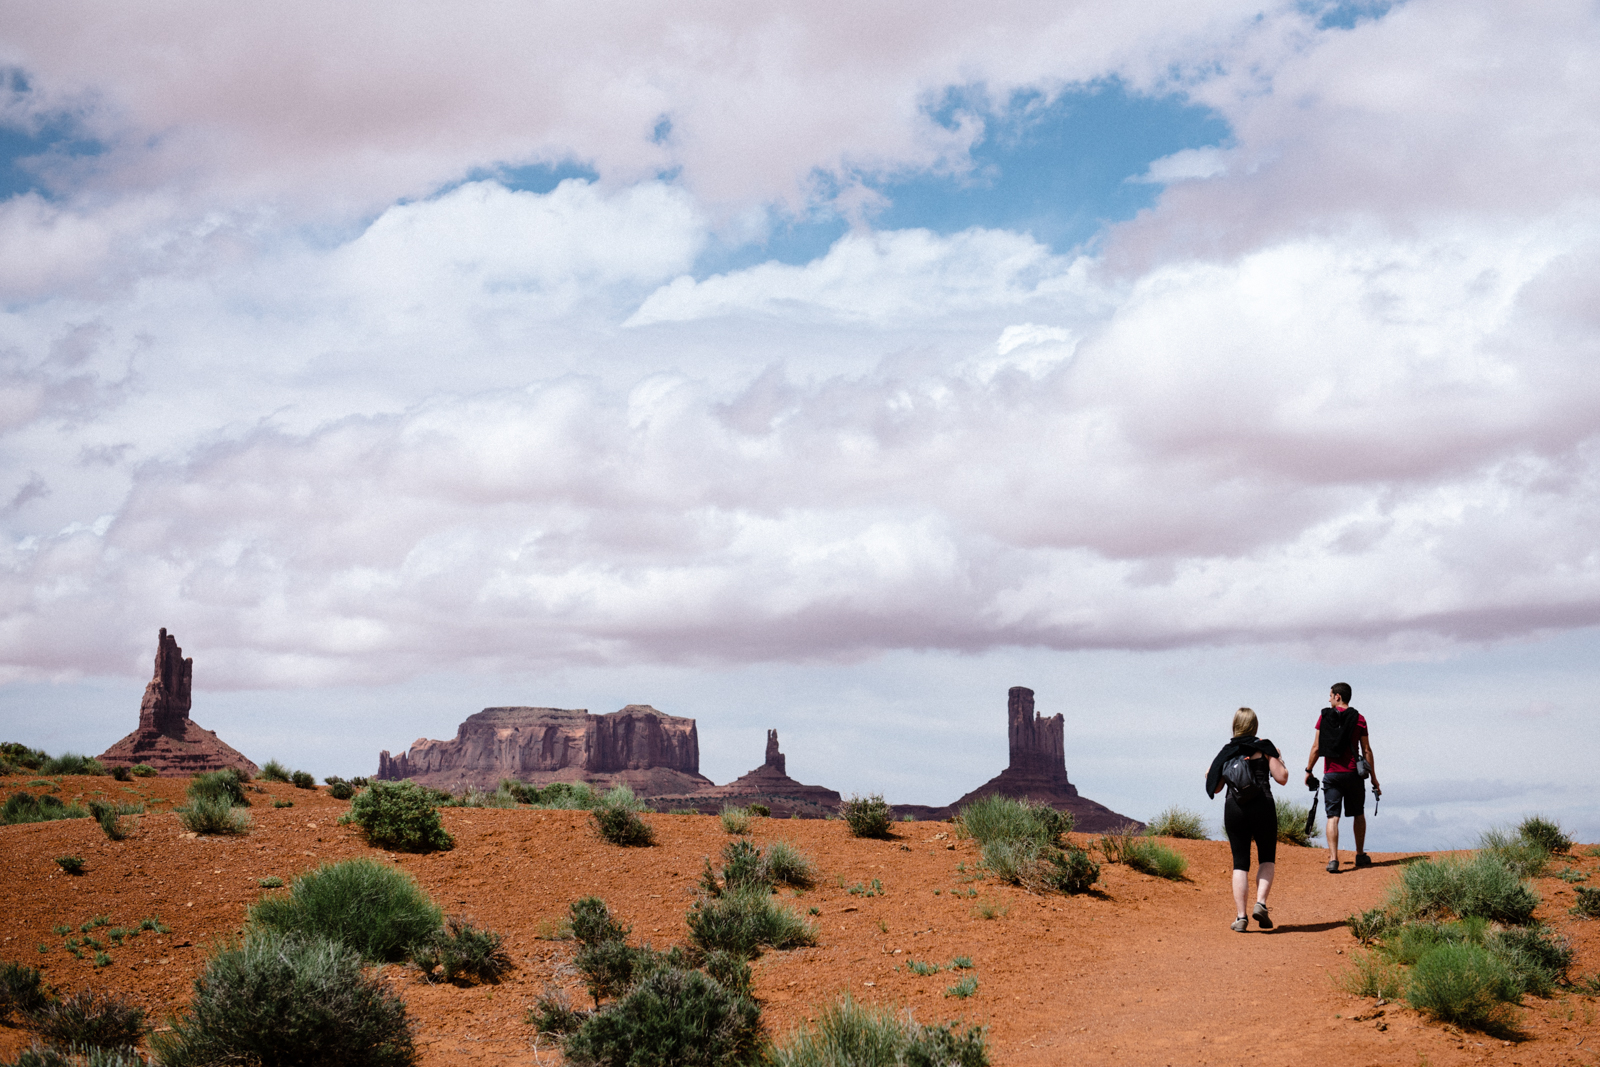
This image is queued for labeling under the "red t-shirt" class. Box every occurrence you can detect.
[1315,709,1367,774]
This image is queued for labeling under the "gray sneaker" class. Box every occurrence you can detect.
[1230,915,1248,932]
[1252,902,1273,929]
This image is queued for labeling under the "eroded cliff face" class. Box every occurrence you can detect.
[98,629,259,778]
[376,704,710,794]
[654,730,842,817]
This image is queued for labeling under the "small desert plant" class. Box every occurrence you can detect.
[1147,807,1208,840]
[325,777,356,801]
[1406,942,1520,1032]
[257,876,284,888]
[153,931,415,1067]
[1036,843,1101,894]
[906,959,941,977]
[86,800,139,841]
[527,990,588,1035]
[950,956,974,969]
[1572,885,1600,918]
[257,760,291,783]
[591,786,655,847]
[342,781,454,853]
[273,799,293,808]
[1340,951,1404,999]
[188,769,250,807]
[290,770,315,789]
[1517,815,1572,856]
[109,765,131,782]
[1099,832,1187,880]
[1275,798,1319,846]
[1478,827,1551,879]
[561,968,763,1067]
[957,794,1070,848]
[970,897,1008,921]
[571,897,629,948]
[686,888,818,959]
[39,753,106,776]
[747,804,770,817]
[1487,926,1572,996]
[32,991,145,1049]
[945,975,979,999]
[839,794,893,839]
[766,996,987,1067]
[179,795,250,835]
[55,856,86,875]
[1347,906,1398,944]
[0,961,54,1023]
[1390,853,1539,924]
[761,840,816,888]
[130,764,156,778]
[529,781,598,809]
[2,792,90,825]
[719,804,753,835]
[0,742,47,771]
[247,858,443,963]
[412,918,512,984]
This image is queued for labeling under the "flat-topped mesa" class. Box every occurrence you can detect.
[98,629,259,778]
[376,704,712,794]
[653,729,842,818]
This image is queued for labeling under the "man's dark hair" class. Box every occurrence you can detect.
[1331,682,1352,704]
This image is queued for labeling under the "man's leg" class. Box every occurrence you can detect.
[1353,813,1367,855]
[1326,815,1341,863]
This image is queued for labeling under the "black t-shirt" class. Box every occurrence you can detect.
[1206,736,1280,799]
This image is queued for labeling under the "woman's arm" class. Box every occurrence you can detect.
[1268,756,1288,786]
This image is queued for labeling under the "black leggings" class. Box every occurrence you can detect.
[1224,795,1278,871]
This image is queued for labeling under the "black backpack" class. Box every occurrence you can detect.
[1222,751,1265,802]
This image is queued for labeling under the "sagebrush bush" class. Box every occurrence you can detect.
[747,804,770,818]
[0,1043,148,1067]
[686,888,818,959]
[179,794,250,835]
[527,991,587,1036]
[719,804,753,835]
[0,961,53,1023]
[341,781,454,853]
[1275,798,1319,846]
[1341,951,1404,1000]
[188,769,249,808]
[761,840,816,888]
[1346,906,1398,944]
[1391,853,1538,924]
[1517,815,1572,856]
[839,794,893,839]
[957,794,1070,848]
[765,996,987,1067]
[1478,827,1550,879]
[109,766,131,783]
[2,792,90,826]
[562,968,763,1067]
[1099,833,1187,880]
[570,897,629,948]
[153,931,415,1067]
[1487,926,1572,996]
[291,770,316,790]
[257,760,291,783]
[1406,942,1520,1033]
[1573,885,1600,918]
[248,858,443,963]
[1147,807,1208,840]
[326,778,356,801]
[0,742,46,771]
[1037,844,1100,894]
[55,856,86,875]
[129,764,155,778]
[32,991,144,1049]
[531,782,598,809]
[412,918,512,984]
[591,786,655,847]
[39,753,105,777]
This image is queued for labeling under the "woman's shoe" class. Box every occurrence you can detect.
[1326,859,1339,873]
[1230,915,1248,932]
[1252,902,1273,929]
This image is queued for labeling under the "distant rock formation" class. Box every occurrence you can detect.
[897,686,1139,831]
[98,629,259,778]
[654,730,843,817]
[376,704,713,794]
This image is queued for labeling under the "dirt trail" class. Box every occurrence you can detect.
[2,774,1597,1065]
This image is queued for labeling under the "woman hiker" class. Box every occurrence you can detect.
[1207,707,1289,932]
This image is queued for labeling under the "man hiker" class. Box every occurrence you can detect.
[1305,682,1381,872]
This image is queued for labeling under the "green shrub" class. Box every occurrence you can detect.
[0,961,53,1023]
[562,968,763,1067]
[1573,886,1600,918]
[325,778,356,801]
[591,786,654,847]
[719,839,767,892]
[188,769,249,808]
[412,919,512,984]
[1146,807,1208,840]
[761,840,816,888]
[719,805,753,835]
[291,770,316,790]
[957,794,1070,848]
[110,766,131,783]
[0,742,46,771]
[766,996,987,1067]
[747,804,770,818]
[702,950,754,1000]
[574,940,648,1007]
[1487,926,1572,996]
[341,781,454,852]
[570,897,629,947]
[39,753,105,777]
[258,876,284,888]
[527,992,587,1035]
[86,800,139,842]
[1391,853,1538,924]
[686,888,818,959]
[2,792,90,826]
[946,975,978,999]
[55,856,86,875]
[1099,834,1187,880]
[1517,815,1572,856]
[32,991,144,1049]
[1477,827,1550,878]
[1340,951,1403,999]
[1406,942,1520,1032]
[179,794,250,835]
[839,794,893,839]
[1275,798,1319,846]
[129,764,155,778]
[153,931,415,1067]
[1383,918,1487,966]
[258,760,291,783]
[531,782,598,809]
[1037,844,1100,894]
[247,858,443,963]
[273,799,293,808]
[1346,906,1398,944]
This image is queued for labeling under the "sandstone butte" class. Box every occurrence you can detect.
[97,628,259,778]
[376,686,1140,830]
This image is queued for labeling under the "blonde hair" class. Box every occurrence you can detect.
[1232,707,1259,738]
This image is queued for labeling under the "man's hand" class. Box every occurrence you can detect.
[1305,772,1319,791]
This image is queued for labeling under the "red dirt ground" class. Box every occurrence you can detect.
[3,774,1597,1065]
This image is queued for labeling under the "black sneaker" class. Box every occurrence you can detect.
[1355,853,1373,869]
[1252,902,1273,929]
[1326,859,1339,873]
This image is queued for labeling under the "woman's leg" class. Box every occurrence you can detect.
[1256,860,1275,904]
[1233,869,1250,916]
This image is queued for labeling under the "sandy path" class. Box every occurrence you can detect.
[2,774,1597,1065]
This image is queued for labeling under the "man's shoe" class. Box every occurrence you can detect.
[1230,916,1248,933]
[1326,859,1339,873]
[1252,902,1273,930]
[1355,853,1373,869]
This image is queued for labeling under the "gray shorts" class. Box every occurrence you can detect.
[1323,772,1365,818]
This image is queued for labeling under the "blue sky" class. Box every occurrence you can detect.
[3,0,1600,848]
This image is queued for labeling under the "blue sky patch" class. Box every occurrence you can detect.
[0,70,104,201]
[1302,0,1399,31]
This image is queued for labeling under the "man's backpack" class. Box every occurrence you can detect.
[1222,752,1265,802]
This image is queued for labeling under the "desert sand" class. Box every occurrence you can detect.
[2,773,1596,1065]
